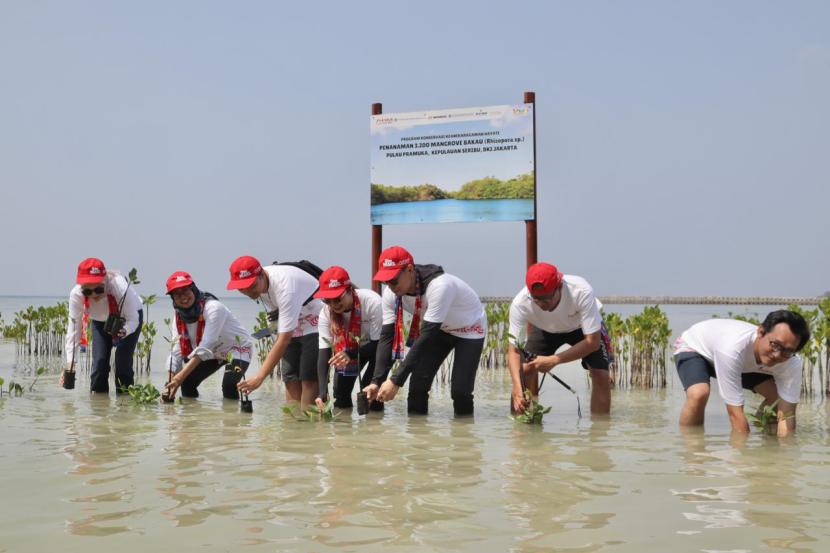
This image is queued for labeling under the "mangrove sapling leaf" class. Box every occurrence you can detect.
[28,367,47,392]
[128,268,140,285]
[511,390,551,425]
[282,399,341,422]
[746,399,792,434]
[120,383,161,405]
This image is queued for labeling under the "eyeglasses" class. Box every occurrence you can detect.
[768,339,797,358]
[323,292,347,306]
[81,286,105,297]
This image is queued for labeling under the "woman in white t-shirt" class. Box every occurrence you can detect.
[363,246,486,416]
[313,265,383,410]
[64,258,143,393]
[163,271,253,400]
[227,255,323,409]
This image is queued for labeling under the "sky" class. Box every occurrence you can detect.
[1,1,828,298]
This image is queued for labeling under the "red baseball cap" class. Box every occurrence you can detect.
[314,266,352,299]
[526,262,563,296]
[227,255,263,290]
[76,258,107,284]
[373,246,413,282]
[166,271,194,294]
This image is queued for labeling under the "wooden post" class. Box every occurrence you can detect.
[524,91,537,269]
[371,102,383,293]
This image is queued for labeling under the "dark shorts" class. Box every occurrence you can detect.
[674,351,773,391]
[525,324,613,371]
[282,333,319,382]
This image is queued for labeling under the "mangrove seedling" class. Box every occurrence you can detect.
[282,398,340,422]
[512,389,551,425]
[747,399,792,435]
[29,367,46,392]
[120,383,161,405]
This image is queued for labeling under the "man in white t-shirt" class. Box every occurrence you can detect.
[508,262,614,415]
[313,265,383,410]
[674,310,810,436]
[162,271,253,400]
[227,255,323,409]
[363,246,487,416]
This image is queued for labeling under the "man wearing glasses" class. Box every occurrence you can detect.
[674,310,810,436]
[312,265,383,410]
[507,262,613,415]
[228,255,323,409]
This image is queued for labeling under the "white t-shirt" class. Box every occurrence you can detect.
[166,298,253,373]
[318,288,383,348]
[257,265,322,337]
[508,274,603,345]
[674,318,802,406]
[65,271,142,363]
[381,273,486,340]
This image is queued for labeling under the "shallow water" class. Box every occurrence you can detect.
[2,298,829,552]
[2,354,829,552]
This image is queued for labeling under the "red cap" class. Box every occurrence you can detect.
[314,266,352,299]
[76,258,107,284]
[526,262,563,296]
[166,271,194,294]
[227,255,263,290]
[373,246,413,282]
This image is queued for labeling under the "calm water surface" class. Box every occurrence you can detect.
[371,198,534,225]
[1,298,829,552]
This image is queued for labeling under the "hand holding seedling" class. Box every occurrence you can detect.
[165,374,183,397]
[511,388,529,413]
[328,350,353,369]
[525,354,561,373]
[238,373,265,394]
[363,383,380,402]
[377,379,400,402]
[315,397,326,413]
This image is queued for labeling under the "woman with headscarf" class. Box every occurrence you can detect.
[163,271,253,399]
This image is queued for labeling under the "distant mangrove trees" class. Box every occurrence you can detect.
[371,172,534,205]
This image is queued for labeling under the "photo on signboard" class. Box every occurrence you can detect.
[370,104,535,225]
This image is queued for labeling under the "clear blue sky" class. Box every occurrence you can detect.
[1,1,828,298]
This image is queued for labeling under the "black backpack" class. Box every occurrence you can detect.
[272,260,324,305]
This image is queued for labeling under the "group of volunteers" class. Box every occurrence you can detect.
[64,249,812,435]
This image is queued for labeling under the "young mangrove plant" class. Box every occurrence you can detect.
[511,390,551,424]
[282,398,340,422]
[746,399,791,435]
[28,367,46,392]
[119,382,162,405]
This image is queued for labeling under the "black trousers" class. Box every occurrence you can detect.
[90,310,143,393]
[332,358,376,408]
[406,333,484,416]
[180,359,250,399]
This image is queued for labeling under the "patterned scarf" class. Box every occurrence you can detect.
[176,296,206,359]
[392,274,422,360]
[80,293,119,348]
[330,289,361,376]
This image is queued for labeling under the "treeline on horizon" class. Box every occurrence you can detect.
[371,172,534,205]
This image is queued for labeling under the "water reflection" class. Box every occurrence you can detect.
[503,421,618,551]
[63,396,156,536]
